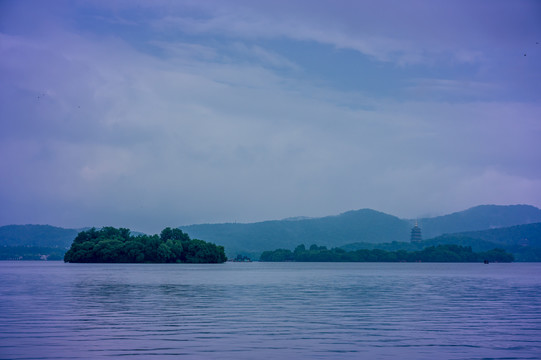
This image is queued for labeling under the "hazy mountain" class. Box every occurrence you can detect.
[428,223,541,262]
[0,225,79,248]
[182,209,410,257]
[184,205,541,257]
[457,222,541,248]
[417,205,541,239]
[2,204,541,259]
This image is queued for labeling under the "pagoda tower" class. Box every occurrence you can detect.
[410,221,422,243]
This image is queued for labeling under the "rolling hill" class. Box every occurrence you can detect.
[182,209,411,257]
[2,204,541,259]
[182,204,541,257]
[416,204,541,239]
[458,222,541,248]
[0,225,79,248]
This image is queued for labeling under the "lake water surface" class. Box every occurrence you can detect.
[1,262,540,359]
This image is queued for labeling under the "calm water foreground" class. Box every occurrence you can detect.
[1,262,540,360]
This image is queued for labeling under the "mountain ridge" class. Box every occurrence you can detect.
[2,204,541,258]
[412,204,541,239]
[182,204,541,256]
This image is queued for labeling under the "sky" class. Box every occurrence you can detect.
[1,0,540,234]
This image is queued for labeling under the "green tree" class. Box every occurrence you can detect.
[166,239,184,262]
[157,243,174,262]
[94,239,124,262]
[123,240,145,262]
[160,227,190,242]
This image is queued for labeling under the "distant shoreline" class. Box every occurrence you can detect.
[260,244,514,263]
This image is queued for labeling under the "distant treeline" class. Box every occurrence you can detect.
[64,227,227,263]
[341,234,541,262]
[0,246,66,261]
[260,244,514,263]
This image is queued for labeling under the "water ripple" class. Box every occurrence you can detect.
[1,262,540,359]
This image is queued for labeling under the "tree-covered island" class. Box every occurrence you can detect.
[64,227,227,263]
[260,244,514,262]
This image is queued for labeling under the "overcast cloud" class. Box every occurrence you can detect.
[1,0,540,233]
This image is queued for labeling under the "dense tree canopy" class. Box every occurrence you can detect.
[64,227,227,263]
[260,244,513,263]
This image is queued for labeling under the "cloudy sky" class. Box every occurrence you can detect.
[1,0,540,233]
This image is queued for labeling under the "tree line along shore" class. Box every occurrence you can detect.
[259,244,514,263]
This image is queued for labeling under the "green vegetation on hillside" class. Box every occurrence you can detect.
[260,244,513,263]
[64,227,227,263]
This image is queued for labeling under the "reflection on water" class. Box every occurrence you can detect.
[1,262,540,359]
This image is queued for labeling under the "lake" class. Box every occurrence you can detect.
[1,262,540,359]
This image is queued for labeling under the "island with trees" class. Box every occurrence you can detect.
[64,227,227,263]
[260,244,514,263]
